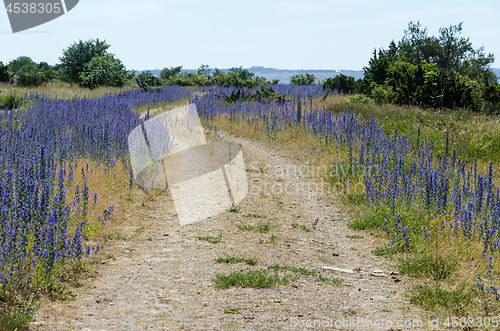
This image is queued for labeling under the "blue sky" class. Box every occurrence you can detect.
[1,0,499,71]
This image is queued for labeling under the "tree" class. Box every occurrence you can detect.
[79,54,134,89]
[136,71,163,92]
[60,39,110,83]
[15,71,48,87]
[323,74,355,93]
[8,56,36,75]
[160,66,182,80]
[197,64,211,78]
[212,67,266,88]
[359,40,399,94]
[398,22,439,64]
[398,21,494,79]
[0,62,10,82]
[290,73,316,85]
[484,76,500,113]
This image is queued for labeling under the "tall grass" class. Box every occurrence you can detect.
[326,99,500,164]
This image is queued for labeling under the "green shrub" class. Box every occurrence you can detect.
[346,94,374,104]
[15,71,47,87]
[290,73,316,85]
[60,38,110,83]
[0,61,10,82]
[136,71,163,92]
[0,93,22,109]
[323,74,355,93]
[370,84,394,104]
[80,54,133,89]
[160,66,182,80]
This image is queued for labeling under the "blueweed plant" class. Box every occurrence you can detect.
[193,86,500,313]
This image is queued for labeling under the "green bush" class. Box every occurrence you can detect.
[0,93,22,109]
[356,21,496,111]
[160,66,182,80]
[212,67,267,88]
[60,38,110,83]
[165,72,212,87]
[290,73,316,85]
[8,56,37,76]
[136,71,163,92]
[15,71,48,87]
[384,61,476,109]
[79,54,134,89]
[0,62,11,82]
[346,94,374,104]
[370,83,394,104]
[323,74,355,93]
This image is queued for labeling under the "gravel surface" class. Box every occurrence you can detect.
[30,132,433,330]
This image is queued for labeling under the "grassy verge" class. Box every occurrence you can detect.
[320,96,500,164]
[0,81,131,100]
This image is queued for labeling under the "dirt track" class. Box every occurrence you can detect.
[30,132,431,330]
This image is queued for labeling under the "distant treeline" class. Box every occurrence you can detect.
[1,22,499,112]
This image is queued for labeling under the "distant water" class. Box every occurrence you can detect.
[248,69,365,84]
[138,67,500,84]
[139,68,365,84]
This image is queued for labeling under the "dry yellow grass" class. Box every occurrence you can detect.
[0,81,133,100]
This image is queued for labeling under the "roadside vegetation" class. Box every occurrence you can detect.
[1,20,500,330]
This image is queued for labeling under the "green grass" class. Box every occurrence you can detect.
[372,246,394,256]
[291,223,309,231]
[197,235,222,243]
[0,303,39,331]
[224,307,241,314]
[235,221,275,233]
[409,283,476,313]
[398,255,458,281]
[328,100,500,164]
[316,275,344,285]
[267,264,317,276]
[259,235,278,244]
[227,205,241,213]
[243,213,265,218]
[0,258,99,330]
[212,270,293,289]
[349,205,427,243]
[215,256,257,265]
[345,192,366,205]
